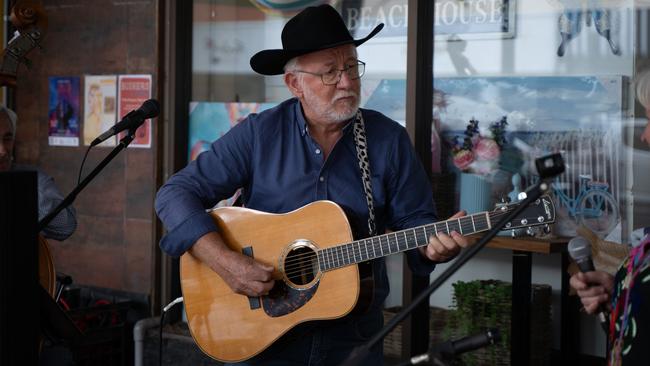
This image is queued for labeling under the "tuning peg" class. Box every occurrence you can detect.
[29,30,42,42]
[526,227,535,236]
[543,224,551,234]
[517,192,527,201]
[511,229,516,238]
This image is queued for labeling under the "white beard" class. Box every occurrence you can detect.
[302,86,359,124]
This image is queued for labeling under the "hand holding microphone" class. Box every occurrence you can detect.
[567,236,614,333]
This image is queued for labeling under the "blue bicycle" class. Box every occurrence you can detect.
[552,174,619,237]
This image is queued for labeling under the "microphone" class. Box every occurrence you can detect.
[567,236,609,333]
[399,329,500,365]
[91,99,160,146]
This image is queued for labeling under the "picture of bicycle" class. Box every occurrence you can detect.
[551,174,619,237]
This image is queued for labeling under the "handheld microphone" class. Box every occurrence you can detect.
[91,99,160,146]
[567,236,609,334]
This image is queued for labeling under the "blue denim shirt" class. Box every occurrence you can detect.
[155,98,438,308]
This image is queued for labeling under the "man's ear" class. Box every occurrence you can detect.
[284,73,303,98]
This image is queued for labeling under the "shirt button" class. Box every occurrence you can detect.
[315,148,321,154]
[319,176,324,182]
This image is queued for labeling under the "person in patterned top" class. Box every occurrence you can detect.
[570,70,650,365]
[571,233,650,365]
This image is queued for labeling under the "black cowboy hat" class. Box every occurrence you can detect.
[250,4,384,75]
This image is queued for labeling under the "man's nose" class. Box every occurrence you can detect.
[336,70,355,88]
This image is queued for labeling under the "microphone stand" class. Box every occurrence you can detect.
[341,155,562,366]
[38,130,136,232]
[394,328,500,366]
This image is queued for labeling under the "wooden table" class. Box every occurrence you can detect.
[468,235,578,365]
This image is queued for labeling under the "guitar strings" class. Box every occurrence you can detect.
[280,208,519,272]
[280,208,517,268]
[281,208,534,277]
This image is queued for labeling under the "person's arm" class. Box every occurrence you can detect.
[36,169,77,241]
[156,116,279,295]
[569,270,614,314]
[155,118,256,257]
[189,232,275,296]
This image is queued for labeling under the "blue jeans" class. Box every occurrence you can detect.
[227,308,384,366]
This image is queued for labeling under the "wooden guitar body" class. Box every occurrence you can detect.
[180,196,556,362]
[38,234,56,296]
[180,201,360,363]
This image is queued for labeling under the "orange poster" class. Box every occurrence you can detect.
[118,74,152,148]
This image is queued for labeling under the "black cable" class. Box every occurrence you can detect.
[77,145,93,185]
[159,310,165,366]
[159,297,183,366]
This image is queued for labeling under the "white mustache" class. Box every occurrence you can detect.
[333,92,358,101]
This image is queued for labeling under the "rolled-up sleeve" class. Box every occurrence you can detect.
[155,117,255,257]
[36,169,77,241]
[157,212,218,257]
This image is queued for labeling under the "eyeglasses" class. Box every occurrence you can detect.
[293,60,366,86]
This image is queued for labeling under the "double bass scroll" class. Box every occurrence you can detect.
[0,0,47,88]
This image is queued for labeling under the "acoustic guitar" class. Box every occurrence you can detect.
[38,235,56,296]
[180,196,556,362]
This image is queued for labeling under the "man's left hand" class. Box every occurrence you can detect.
[418,211,470,262]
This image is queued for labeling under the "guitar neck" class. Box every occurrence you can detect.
[317,211,492,271]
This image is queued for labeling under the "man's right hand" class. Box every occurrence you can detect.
[189,231,276,297]
[569,270,615,315]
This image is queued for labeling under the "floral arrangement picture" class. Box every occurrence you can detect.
[452,116,508,177]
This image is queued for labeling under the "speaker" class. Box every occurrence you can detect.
[0,171,39,364]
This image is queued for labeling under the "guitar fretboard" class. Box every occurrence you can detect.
[317,212,491,271]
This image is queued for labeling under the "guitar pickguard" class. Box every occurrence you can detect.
[262,280,319,317]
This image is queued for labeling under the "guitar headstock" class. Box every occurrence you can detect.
[492,194,556,231]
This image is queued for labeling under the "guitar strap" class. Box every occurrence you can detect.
[351,110,377,313]
[352,109,376,237]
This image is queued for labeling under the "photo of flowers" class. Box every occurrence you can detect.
[451,117,508,176]
[365,76,627,240]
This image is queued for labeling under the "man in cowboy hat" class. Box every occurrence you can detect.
[156,4,468,365]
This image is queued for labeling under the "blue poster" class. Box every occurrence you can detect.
[48,76,80,146]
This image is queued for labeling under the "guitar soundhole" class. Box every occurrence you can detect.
[283,245,318,287]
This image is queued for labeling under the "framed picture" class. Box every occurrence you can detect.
[364,76,629,241]
[432,76,627,241]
